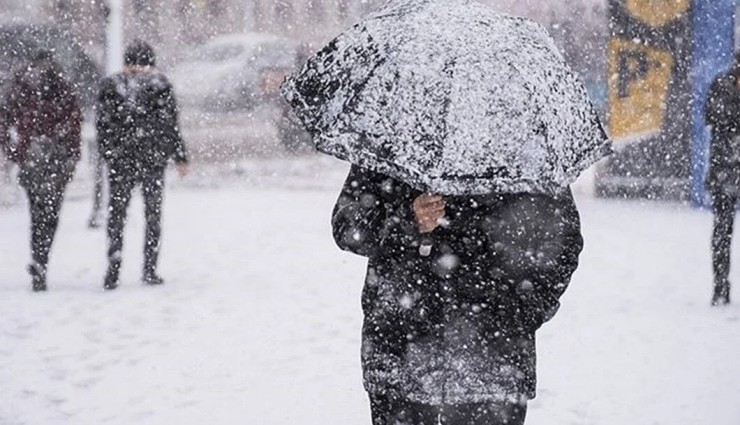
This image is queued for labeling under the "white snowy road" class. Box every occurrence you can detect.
[0,160,739,425]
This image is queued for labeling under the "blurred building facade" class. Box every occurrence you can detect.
[0,0,47,22]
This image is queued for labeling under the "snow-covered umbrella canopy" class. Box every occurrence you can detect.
[282,0,612,195]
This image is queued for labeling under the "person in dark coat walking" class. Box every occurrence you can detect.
[705,51,740,306]
[0,51,81,291]
[96,40,189,290]
[332,165,583,425]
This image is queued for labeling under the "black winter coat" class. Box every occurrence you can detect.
[1,60,81,199]
[96,70,187,175]
[0,60,81,164]
[332,165,583,405]
[706,72,740,196]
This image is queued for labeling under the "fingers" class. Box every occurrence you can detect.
[417,210,446,222]
[176,164,190,177]
[418,215,445,233]
[424,202,446,215]
[413,194,446,233]
[414,195,446,214]
[416,194,445,208]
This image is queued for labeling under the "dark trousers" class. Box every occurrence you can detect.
[90,152,105,222]
[25,188,65,270]
[106,168,164,281]
[370,394,527,425]
[712,191,736,291]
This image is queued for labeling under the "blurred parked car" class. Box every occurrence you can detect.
[170,32,311,151]
[0,24,100,109]
[171,32,299,111]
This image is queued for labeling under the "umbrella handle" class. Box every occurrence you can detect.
[419,237,433,257]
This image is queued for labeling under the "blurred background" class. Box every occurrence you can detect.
[0,0,611,195]
[0,1,738,203]
[2,3,740,424]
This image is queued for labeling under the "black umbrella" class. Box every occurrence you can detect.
[283,0,611,195]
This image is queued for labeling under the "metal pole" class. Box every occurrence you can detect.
[245,0,255,32]
[89,0,124,228]
[106,0,124,75]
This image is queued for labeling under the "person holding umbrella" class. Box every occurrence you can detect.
[0,50,81,291]
[283,0,611,424]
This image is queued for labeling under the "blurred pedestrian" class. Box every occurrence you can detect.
[283,0,610,423]
[705,51,740,306]
[0,50,81,291]
[96,40,189,291]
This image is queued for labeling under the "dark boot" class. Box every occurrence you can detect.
[712,281,731,306]
[87,213,101,229]
[142,172,163,286]
[711,193,735,307]
[105,173,134,291]
[142,271,164,286]
[28,263,46,292]
[104,260,121,291]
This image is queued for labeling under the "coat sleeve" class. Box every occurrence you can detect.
[705,77,733,130]
[514,189,583,333]
[158,79,188,164]
[331,165,421,258]
[705,79,721,128]
[0,79,20,162]
[0,101,9,160]
[58,85,82,161]
[96,78,117,161]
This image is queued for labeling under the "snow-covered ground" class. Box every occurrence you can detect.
[0,157,738,425]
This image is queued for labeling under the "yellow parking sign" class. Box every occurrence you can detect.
[625,0,690,28]
[608,38,674,141]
